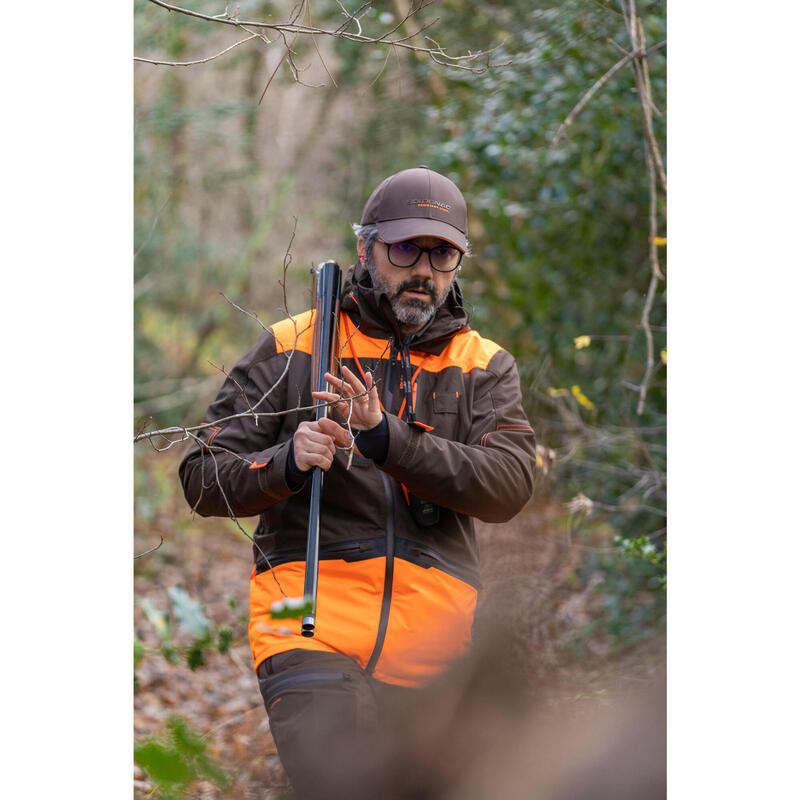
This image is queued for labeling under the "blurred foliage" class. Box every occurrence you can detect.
[135,0,666,656]
[135,584,246,677]
[135,716,233,798]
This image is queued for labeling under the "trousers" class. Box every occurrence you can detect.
[257,648,419,800]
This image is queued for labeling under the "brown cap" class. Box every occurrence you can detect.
[360,166,468,251]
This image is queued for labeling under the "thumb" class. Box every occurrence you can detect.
[317,416,352,447]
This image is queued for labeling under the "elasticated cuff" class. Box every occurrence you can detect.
[354,412,389,464]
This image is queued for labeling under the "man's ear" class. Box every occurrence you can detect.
[357,237,365,262]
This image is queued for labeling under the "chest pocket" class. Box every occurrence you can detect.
[433,391,459,414]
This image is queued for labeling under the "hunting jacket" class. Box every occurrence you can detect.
[178,262,536,687]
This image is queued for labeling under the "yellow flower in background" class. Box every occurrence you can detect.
[574,335,591,350]
[547,387,569,398]
[660,349,667,365]
[535,454,544,468]
[571,384,595,411]
[653,236,667,246]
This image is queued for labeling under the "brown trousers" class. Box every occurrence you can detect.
[257,649,418,800]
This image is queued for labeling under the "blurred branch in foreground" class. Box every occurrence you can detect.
[135,0,509,99]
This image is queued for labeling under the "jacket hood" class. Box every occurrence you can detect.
[340,261,470,355]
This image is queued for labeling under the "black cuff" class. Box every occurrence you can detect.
[354,413,389,465]
[285,440,311,492]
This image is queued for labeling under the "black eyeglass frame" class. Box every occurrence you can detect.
[378,239,464,273]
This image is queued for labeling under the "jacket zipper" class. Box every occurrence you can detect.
[365,337,400,674]
[400,341,415,422]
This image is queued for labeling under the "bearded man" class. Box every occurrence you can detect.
[179,166,536,798]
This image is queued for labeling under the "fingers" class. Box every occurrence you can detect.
[315,368,382,431]
[364,371,380,415]
[323,366,366,398]
[317,417,353,447]
[341,366,365,394]
[293,421,339,472]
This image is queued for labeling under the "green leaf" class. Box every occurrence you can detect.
[186,640,207,671]
[161,641,180,665]
[134,741,194,787]
[134,717,232,794]
[270,596,313,620]
[167,585,211,638]
[167,716,206,757]
[216,626,233,654]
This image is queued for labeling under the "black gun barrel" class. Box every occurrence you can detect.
[302,260,342,637]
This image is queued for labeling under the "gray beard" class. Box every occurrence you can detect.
[368,262,449,332]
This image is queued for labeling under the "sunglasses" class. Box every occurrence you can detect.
[380,240,464,273]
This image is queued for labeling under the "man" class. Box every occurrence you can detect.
[179,166,536,798]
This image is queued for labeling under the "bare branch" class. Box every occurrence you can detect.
[134,33,260,66]
[306,0,338,87]
[134,193,171,261]
[635,146,664,416]
[138,0,506,77]
[626,1,666,195]
[366,45,392,90]
[551,40,665,147]
[260,31,296,102]
[219,292,269,333]
[185,431,288,598]
[134,536,164,559]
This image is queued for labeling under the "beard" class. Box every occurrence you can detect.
[369,266,450,330]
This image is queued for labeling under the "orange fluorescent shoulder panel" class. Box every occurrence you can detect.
[428,329,502,373]
[341,320,501,375]
[272,309,315,355]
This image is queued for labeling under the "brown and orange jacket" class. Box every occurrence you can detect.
[179,262,536,687]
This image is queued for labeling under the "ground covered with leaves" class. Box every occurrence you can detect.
[134,450,664,799]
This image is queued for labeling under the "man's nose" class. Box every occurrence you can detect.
[410,252,434,279]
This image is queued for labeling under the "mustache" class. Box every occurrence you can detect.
[395,279,436,299]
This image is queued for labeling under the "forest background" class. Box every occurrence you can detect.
[132,1,667,796]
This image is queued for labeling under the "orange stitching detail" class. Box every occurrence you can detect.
[248,459,269,470]
[207,425,222,446]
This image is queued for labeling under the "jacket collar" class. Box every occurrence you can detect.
[340,261,469,355]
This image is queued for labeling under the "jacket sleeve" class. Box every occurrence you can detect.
[378,349,536,523]
[178,329,300,518]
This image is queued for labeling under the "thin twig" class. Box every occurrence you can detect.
[134,193,171,261]
[551,40,665,146]
[134,33,259,66]
[134,536,164,559]
[626,1,666,194]
[260,31,296,103]
[186,430,288,598]
[306,0,338,87]
[635,177,661,418]
[140,0,504,74]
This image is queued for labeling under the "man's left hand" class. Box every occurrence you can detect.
[313,366,382,431]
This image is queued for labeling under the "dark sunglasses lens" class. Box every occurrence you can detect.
[431,247,461,271]
[388,242,420,267]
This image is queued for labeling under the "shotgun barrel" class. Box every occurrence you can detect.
[302,260,342,637]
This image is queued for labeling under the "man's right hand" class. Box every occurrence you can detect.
[292,419,352,472]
